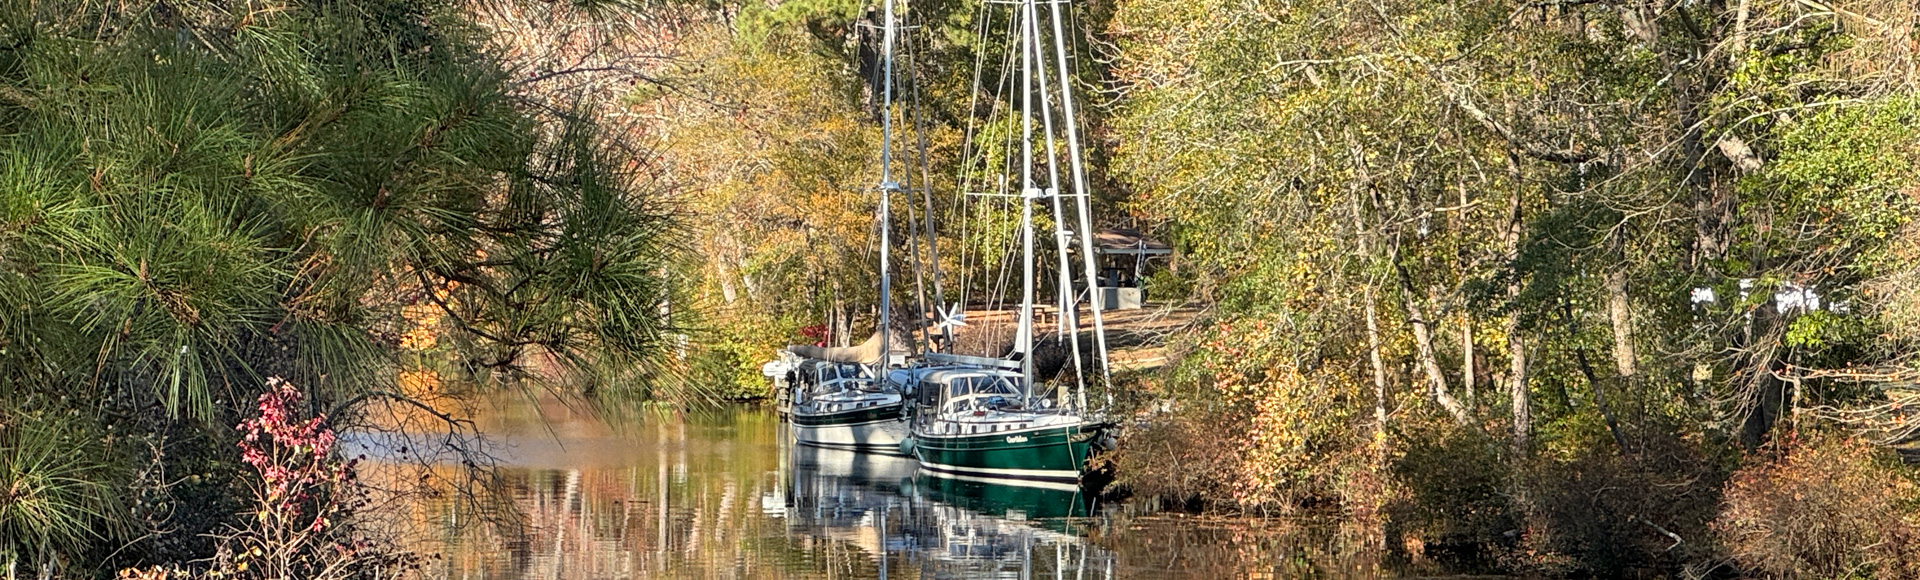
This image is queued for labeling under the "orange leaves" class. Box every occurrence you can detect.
[1716,434,1920,578]
[1180,317,1366,507]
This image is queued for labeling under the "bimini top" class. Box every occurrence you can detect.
[915,367,1024,386]
[1092,227,1172,256]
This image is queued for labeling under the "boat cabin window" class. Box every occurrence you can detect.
[938,375,1022,413]
[815,363,865,383]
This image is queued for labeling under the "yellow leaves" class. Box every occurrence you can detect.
[398,303,441,351]
[117,567,178,580]
[1217,357,1366,506]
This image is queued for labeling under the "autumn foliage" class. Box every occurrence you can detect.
[206,379,413,580]
[1715,435,1920,579]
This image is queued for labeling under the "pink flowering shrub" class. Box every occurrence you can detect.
[237,379,348,536]
[205,378,414,580]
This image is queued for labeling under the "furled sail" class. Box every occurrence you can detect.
[786,329,909,365]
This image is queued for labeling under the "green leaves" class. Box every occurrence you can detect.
[1101,0,1920,533]
[0,0,683,417]
[0,414,125,571]
[53,198,282,415]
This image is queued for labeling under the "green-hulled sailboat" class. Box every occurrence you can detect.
[899,0,1117,486]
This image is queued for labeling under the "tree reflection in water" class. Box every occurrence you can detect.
[363,397,1418,579]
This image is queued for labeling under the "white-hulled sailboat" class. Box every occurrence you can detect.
[784,0,916,453]
[787,330,911,451]
[896,0,1116,486]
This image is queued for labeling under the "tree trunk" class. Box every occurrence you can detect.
[1402,275,1470,425]
[1738,307,1789,448]
[1347,135,1395,452]
[716,259,738,304]
[1366,289,1390,460]
[1461,315,1475,405]
[831,278,849,347]
[1509,319,1530,452]
[1606,269,1636,379]
[1504,151,1530,453]
[1731,0,1751,64]
[1574,345,1630,451]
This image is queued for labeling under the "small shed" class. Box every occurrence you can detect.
[1090,228,1171,310]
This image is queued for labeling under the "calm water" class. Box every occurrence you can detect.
[365,397,1433,579]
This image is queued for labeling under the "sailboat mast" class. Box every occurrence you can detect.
[877,0,897,370]
[1026,4,1086,403]
[911,36,949,351]
[1047,0,1110,403]
[1015,0,1037,387]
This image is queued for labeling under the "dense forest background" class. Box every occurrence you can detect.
[667,0,1920,576]
[3,0,1919,578]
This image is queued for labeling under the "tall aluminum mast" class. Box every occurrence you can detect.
[877,0,898,372]
[1047,0,1111,404]
[1025,0,1087,405]
[1014,0,1037,387]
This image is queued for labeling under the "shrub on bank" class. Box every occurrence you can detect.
[1386,424,1516,561]
[1110,317,1372,514]
[1499,427,1728,577]
[1109,402,1250,512]
[1714,433,1920,579]
[117,379,416,580]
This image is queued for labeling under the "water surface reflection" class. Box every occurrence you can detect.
[379,399,1415,579]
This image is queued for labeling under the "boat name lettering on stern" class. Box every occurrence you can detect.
[1006,435,1029,443]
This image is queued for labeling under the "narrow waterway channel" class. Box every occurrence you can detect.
[365,396,1465,579]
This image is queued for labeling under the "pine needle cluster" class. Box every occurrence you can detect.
[1,0,679,416]
[0,0,681,573]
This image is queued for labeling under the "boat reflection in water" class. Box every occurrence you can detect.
[782,439,1112,579]
[374,402,1406,580]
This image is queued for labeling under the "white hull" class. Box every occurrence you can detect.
[792,417,911,453]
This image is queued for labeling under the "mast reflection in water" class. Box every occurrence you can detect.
[785,442,1111,579]
[370,400,1403,579]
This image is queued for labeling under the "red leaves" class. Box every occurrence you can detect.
[225,376,376,577]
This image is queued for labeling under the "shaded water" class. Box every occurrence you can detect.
[374,398,1441,579]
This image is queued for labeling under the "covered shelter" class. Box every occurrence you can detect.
[1090,227,1171,310]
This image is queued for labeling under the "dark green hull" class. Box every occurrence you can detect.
[910,423,1098,483]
